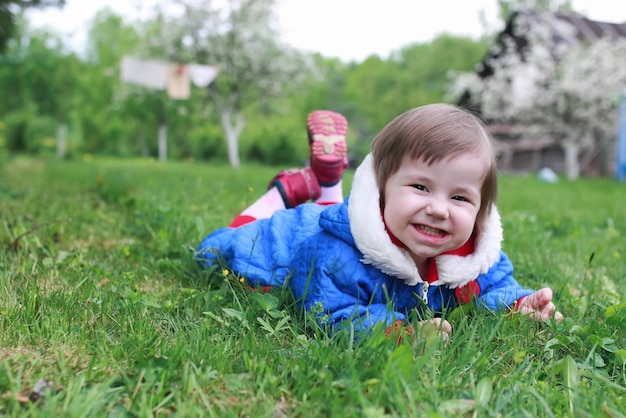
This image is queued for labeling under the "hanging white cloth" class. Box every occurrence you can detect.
[120,57,169,90]
[187,64,219,88]
[121,57,219,92]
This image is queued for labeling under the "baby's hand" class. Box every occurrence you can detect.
[419,318,452,341]
[386,318,452,343]
[517,288,563,322]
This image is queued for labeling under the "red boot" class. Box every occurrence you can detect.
[307,110,348,186]
[268,167,321,208]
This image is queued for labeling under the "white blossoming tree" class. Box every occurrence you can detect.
[140,0,313,168]
[450,11,626,179]
[556,38,626,179]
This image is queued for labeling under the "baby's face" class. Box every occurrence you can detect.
[382,153,487,265]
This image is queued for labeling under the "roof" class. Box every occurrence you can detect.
[557,13,626,41]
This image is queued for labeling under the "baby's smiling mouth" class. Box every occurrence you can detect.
[416,224,447,238]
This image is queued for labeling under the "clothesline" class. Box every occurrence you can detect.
[120,56,220,99]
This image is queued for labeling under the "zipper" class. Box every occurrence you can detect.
[420,282,429,304]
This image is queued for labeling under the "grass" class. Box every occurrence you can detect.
[0,155,625,417]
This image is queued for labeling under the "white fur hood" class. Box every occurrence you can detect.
[347,153,503,289]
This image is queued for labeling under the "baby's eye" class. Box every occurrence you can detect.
[452,195,469,202]
[411,184,428,192]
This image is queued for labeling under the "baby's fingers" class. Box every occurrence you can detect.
[519,301,563,322]
[420,318,452,341]
[519,288,553,311]
[432,318,452,337]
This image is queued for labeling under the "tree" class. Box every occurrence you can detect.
[343,34,487,137]
[80,8,146,156]
[0,0,65,53]
[449,12,626,179]
[556,39,626,177]
[0,18,82,154]
[139,0,313,168]
[496,0,572,21]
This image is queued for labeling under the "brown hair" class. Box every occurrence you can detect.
[371,103,498,225]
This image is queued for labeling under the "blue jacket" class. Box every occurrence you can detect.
[196,154,534,331]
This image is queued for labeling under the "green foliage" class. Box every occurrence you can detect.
[0,22,86,158]
[182,120,227,161]
[0,26,81,118]
[0,158,625,416]
[240,114,309,165]
[0,1,65,53]
[2,107,35,153]
[342,34,488,137]
[2,106,57,154]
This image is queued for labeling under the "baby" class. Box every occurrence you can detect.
[196,104,562,338]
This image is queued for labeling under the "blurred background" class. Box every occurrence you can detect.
[2,0,626,180]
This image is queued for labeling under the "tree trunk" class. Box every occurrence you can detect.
[562,142,580,180]
[220,109,245,168]
[158,124,167,161]
[56,123,67,159]
[598,136,608,177]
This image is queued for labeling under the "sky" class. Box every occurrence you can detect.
[26,0,626,62]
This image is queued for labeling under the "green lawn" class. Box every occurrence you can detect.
[1,156,625,417]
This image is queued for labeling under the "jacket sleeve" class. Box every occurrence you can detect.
[475,251,535,311]
[289,237,406,333]
[194,207,323,288]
